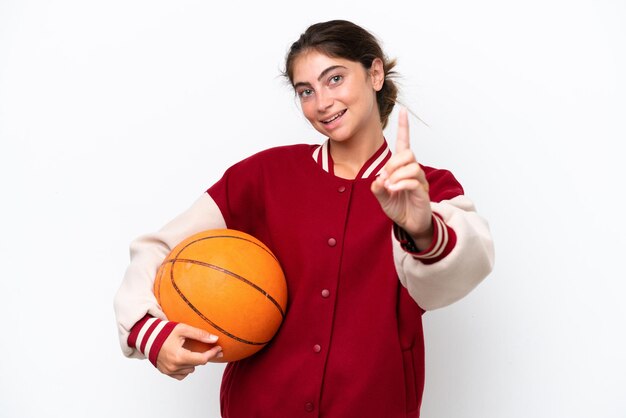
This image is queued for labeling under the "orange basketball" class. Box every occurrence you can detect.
[153,229,288,362]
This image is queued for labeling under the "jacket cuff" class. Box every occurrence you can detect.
[127,315,178,367]
[393,212,457,265]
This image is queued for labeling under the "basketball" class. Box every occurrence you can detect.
[153,229,288,362]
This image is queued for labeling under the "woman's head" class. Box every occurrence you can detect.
[284,20,398,129]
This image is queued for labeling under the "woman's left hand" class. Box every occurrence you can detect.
[371,107,434,250]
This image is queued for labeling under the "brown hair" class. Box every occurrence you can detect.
[283,20,398,129]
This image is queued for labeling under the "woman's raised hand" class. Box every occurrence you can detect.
[371,107,434,250]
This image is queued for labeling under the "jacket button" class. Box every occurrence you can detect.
[338,185,346,193]
[327,238,337,247]
[305,402,314,412]
[321,289,330,298]
[313,344,321,353]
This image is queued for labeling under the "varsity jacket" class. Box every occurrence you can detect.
[114,140,495,418]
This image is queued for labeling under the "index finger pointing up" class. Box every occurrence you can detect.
[396,107,410,153]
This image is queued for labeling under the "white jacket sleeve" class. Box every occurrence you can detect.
[113,193,227,358]
[393,195,495,311]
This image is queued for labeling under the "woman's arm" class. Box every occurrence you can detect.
[113,192,227,358]
[392,195,495,311]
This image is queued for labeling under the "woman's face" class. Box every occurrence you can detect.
[292,50,384,144]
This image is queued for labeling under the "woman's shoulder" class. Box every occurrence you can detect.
[247,143,318,161]
[421,164,465,203]
[228,143,318,170]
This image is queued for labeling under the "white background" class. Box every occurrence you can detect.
[1,0,625,417]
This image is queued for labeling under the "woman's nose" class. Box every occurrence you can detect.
[316,90,333,112]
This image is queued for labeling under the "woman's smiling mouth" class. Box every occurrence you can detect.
[321,109,346,124]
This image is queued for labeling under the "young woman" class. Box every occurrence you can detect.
[114,19,495,418]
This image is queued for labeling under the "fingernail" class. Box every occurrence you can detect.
[207,334,218,343]
[386,182,398,191]
[217,352,224,358]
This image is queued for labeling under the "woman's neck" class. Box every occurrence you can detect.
[329,131,384,179]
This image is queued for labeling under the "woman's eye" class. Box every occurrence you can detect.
[298,89,313,98]
[330,75,343,84]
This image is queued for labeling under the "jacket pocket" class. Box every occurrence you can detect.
[402,348,418,413]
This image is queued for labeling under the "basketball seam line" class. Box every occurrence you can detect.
[168,262,270,346]
[165,234,286,346]
[164,258,286,318]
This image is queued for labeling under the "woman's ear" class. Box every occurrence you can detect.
[369,58,385,92]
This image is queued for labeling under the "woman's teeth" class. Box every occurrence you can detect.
[323,110,345,124]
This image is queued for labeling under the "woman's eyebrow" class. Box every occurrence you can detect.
[293,65,348,89]
[317,65,347,81]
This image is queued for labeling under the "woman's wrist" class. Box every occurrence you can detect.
[409,222,435,252]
